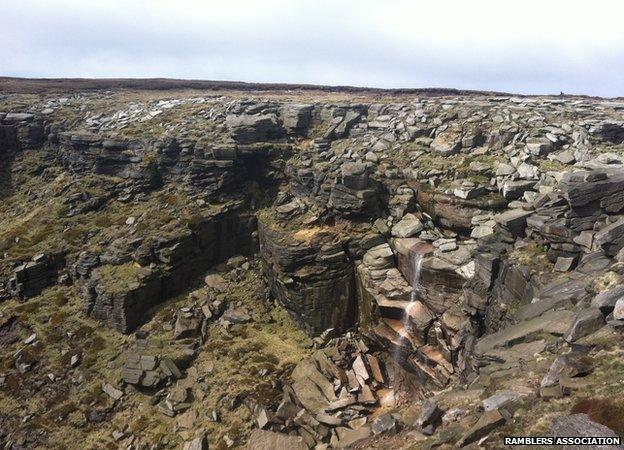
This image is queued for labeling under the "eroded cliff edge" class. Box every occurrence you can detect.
[1,90,624,449]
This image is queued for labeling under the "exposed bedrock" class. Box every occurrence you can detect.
[258,219,357,336]
[415,184,507,232]
[56,131,292,200]
[225,101,314,143]
[81,207,256,332]
[8,252,66,300]
[0,112,46,151]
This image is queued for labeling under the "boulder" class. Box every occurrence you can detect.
[226,114,281,143]
[416,399,444,434]
[391,214,423,238]
[456,409,507,447]
[525,137,553,155]
[565,308,605,342]
[540,354,592,387]
[340,162,369,190]
[431,134,461,156]
[494,209,533,237]
[247,430,307,450]
[476,309,575,353]
[594,218,624,256]
[333,426,371,448]
[614,298,624,320]
[591,286,624,313]
[182,434,209,450]
[280,104,313,134]
[560,169,624,211]
[502,180,537,200]
[371,413,397,435]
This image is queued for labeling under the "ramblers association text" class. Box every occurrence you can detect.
[504,436,622,446]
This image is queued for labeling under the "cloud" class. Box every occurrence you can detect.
[1,0,623,96]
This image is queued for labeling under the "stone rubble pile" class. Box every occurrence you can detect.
[255,334,393,448]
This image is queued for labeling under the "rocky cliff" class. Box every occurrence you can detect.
[1,87,624,449]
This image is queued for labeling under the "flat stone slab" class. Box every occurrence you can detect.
[476,309,575,353]
[247,430,307,450]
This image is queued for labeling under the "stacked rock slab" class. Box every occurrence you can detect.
[8,253,66,300]
[57,132,289,200]
[415,184,507,232]
[527,169,624,262]
[0,113,45,150]
[357,240,462,390]
[82,208,256,333]
[258,219,356,336]
[328,162,379,216]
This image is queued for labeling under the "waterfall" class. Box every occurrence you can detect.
[403,251,423,334]
[392,251,424,362]
[410,252,423,302]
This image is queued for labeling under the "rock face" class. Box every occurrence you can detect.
[280,103,313,135]
[226,114,281,143]
[8,253,65,299]
[258,220,356,335]
[4,89,624,449]
[82,209,256,332]
[0,112,45,150]
[328,162,379,216]
[56,132,288,200]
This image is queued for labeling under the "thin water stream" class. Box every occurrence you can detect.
[391,251,424,361]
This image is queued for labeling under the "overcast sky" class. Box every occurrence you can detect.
[2,0,623,97]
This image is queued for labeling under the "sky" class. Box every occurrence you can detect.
[1,0,624,97]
